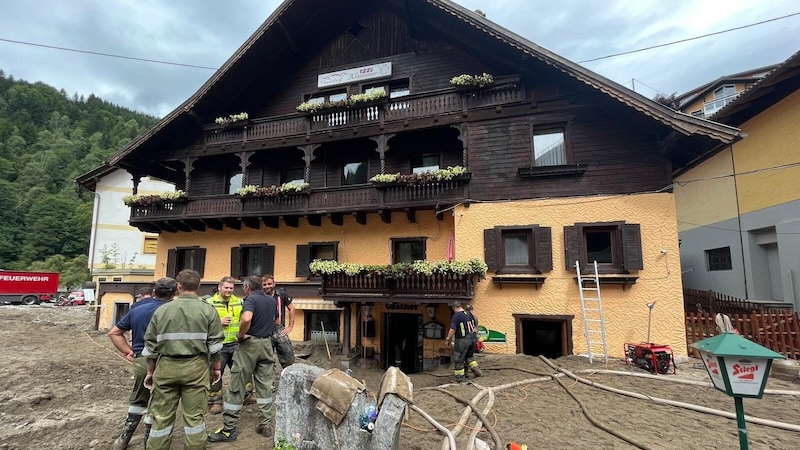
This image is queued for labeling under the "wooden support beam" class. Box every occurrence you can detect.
[222,218,241,230]
[202,218,224,231]
[379,209,392,224]
[405,208,416,223]
[158,222,178,233]
[284,216,299,228]
[186,220,206,232]
[242,217,260,229]
[353,211,367,225]
[308,215,322,227]
[263,216,280,229]
[329,213,344,226]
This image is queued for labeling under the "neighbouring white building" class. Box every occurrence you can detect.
[77,164,176,284]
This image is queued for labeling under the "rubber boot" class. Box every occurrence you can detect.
[143,423,151,450]
[471,366,483,378]
[112,413,142,450]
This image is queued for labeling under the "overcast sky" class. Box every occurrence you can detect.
[1,1,797,118]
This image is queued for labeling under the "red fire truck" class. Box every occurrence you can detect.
[0,270,59,305]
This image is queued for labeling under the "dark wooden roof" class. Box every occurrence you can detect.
[107,0,740,170]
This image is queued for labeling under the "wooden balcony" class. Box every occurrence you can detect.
[202,80,524,148]
[320,272,474,303]
[129,176,470,232]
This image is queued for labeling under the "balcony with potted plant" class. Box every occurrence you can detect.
[311,258,487,302]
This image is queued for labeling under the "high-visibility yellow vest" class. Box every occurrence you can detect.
[207,293,243,344]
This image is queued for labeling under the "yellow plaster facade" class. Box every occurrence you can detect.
[454,192,687,358]
[676,88,800,228]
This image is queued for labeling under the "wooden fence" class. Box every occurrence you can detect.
[685,311,800,359]
[684,288,794,315]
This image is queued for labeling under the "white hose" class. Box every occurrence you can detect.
[578,369,800,396]
[540,356,800,433]
[466,383,496,450]
[411,404,457,450]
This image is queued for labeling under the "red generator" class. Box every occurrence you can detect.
[624,343,676,374]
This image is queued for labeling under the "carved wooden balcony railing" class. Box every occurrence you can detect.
[320,272,474,301]
[202,81,523,147]
[129,176,470,225]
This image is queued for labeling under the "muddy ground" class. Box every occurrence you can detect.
[0,305,799,449]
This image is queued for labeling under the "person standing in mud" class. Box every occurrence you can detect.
[262,274,295,369]
[445,301,482,382]
[205,276,248,415]
[143,269,224,450]
[208,275,278,442]
[107,279,172,450]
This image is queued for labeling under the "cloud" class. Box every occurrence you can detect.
[0,0,797,117]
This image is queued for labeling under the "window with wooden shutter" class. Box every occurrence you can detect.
[566,222,643,273]
[297,242,339,278]
[231,244,275,278]
[169,246,206,278]
[484,225,552,274]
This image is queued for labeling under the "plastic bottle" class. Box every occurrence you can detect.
[359,402,378,432]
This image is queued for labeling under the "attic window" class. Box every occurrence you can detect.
[347,22,366,38]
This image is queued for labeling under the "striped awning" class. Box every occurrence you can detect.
[292,298,342,311]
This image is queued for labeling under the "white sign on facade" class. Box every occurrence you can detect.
[318,62,392,88]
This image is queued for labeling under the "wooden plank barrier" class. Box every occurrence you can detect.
[685,311,800,359]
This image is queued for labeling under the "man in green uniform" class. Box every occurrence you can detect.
[208,275,278,442]
[206,276,243,415]
[143,269,224,450]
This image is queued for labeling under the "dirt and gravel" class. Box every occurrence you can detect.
[1,304,799,450]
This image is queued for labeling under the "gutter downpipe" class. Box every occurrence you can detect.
[88,192,101,278]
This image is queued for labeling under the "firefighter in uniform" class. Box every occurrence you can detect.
[445,301,482,382]
[262,274,295,368]
[208,275,278,442]
[206,276,246,415]
[143,269,224,450]
[108,281,173,449]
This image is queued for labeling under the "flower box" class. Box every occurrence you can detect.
[369,166,470,187]
[123,191,187,207]
[236,183,310,199]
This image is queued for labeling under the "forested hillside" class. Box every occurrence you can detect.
[0,70,157,285]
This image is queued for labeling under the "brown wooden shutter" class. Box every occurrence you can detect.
[564,225,580,271]
[296,245,310,278]
[166,249,176,277]
[230,247,241,279]
[264,245,276,276]
[621,223,643,271]
[195,248,206,278]
[483,228,498,272]
[534,226,553,272]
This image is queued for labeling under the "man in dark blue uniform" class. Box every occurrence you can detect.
[108,279,175,449]
[445,301,482,383]
[208,275,278,442]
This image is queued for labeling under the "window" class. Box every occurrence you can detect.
[166,246,207,278]
[306,89,348,105]
[343,161,368,185]
[411,153,440,175]
[533,128,566,166]
[392,238,426,264]
[114,302,130,325]
[230,244,275,279]
[364,79,410,111]
[306,311,340,342]
[564,222,642,273]
[98,277,107,282]
[143,235,158,254]
[282,167,305,185]
[713,84,736,99]
[296,242,339,278]
[706,247,732,271]
[112,277,123,282]
[227,172,243,195]
[484,226,552,274]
